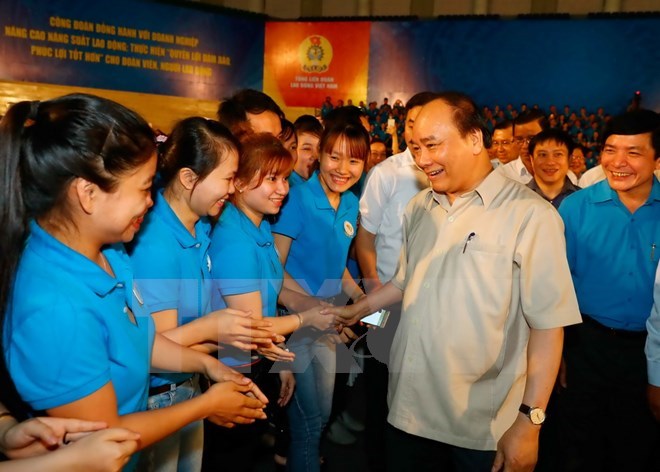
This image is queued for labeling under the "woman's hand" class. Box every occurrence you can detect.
[278,371,295,407]
[301,304,336,331]
[320,304,362,327]
[257,343,295,363]
[0,416,107,459]
[204,359,269,404]
[204,382,268,428]
[210,309,280,351]
[61,428,140,472]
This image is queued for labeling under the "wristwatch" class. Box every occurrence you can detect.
[519,403,546,425]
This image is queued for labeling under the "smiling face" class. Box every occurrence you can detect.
[240,168,290,223]
[601,132,656,199]
[368,141,387,172]
[492,126,519,164]
[569,147,587,175]
[189,149,239,218]
[410,99,485,202]
[531,139,570,187]
[94,153,157,243]
[294,132,320,179]
[514,120,543,172]
[318,135,365,195]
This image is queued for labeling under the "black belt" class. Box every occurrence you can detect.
[581,314,646,339]
[148,378,190,396]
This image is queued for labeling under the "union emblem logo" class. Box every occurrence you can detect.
[299,35,333,73]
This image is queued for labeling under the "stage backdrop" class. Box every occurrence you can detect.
[0,0,264,100]
[263,21,370,111]
[368,18,660,114]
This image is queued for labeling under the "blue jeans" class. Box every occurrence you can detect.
[287,334,337,472]
[137,376,203,472]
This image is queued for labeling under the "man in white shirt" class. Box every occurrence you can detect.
[353,92,436,472]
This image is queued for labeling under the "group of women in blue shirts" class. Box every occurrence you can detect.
[0,92,370,471]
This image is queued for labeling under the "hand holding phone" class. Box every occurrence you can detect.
[362,309,390,328]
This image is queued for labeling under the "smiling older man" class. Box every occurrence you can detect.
[557,109,660,471]
[325,92,581,472]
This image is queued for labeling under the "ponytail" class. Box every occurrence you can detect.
[0,101,40,419]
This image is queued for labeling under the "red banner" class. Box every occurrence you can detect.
[264,22,370,109]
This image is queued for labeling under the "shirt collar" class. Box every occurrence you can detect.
[308,172,336,211]
[28,221,128,297]
[428,169,501,210]
[153,189,210,249]
[591,175,660,205]
[222,203,273,247]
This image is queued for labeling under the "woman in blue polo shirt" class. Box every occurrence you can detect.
[0,95,267,472]
[207,133,335,470]
[128,117,279,471]
[271,122,369,472]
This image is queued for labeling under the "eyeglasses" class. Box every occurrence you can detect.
[492,140,513,147]
[514,137,533,145]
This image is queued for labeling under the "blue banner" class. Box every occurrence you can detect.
[0,0,264,99]
[369,18,660,113]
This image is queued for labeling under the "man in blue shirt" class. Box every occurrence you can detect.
[558,109,660,471]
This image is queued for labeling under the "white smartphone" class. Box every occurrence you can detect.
[387,118,395,128]
[362,309,390,328]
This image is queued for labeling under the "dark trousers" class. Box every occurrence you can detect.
[385,425,496,472]
[201,359,280,472]
[364,304,400,472]
[557,318,660,472]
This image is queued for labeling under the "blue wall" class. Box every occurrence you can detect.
[369,18,660,113]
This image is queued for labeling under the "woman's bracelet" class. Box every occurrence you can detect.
[295,312,303,329]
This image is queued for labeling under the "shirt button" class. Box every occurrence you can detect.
[117,283,124,288]
[123,307,128,313]
[265,242,271,247]
[195,243,201,248]
[448,216,455,222]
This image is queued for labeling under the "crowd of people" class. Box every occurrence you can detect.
[0,87,658,472]
[320,96,619,172]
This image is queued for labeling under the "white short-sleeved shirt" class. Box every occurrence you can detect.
[499,156,578,185]
[359,148,428,282]
[577,165,605,188]
[388,170,581,450]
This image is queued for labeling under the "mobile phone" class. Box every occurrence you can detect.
[362,309,390,328]
[387,118,395,128]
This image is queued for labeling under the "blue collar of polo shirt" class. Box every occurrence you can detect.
[27,221,126,297]
[590,176,660,205]
[224,203,274,247]
[307,172,354,217]
[152,189,210,249]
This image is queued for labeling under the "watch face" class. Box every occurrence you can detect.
[530,408,546,425]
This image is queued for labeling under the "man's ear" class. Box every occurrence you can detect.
[179,168,198,190]
[73,177,98,215]
[470,128,484,154]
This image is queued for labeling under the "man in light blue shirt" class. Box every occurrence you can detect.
[558,109,660,471]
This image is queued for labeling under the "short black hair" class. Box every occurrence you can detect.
[528,128,575,156]
[434,91,492,148]
[217,89,284,136]
[405,92,440,115]
[323,105,368,130]
[514,109,548,132]
[602,109,660,157]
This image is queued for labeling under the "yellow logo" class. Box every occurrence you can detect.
[299,35,333,73]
